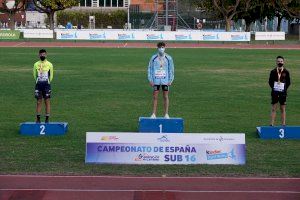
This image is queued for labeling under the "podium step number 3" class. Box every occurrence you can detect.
[20,122,68,136]
[257,126,300,139]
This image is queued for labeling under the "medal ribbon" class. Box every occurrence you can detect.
[276,67,284,83]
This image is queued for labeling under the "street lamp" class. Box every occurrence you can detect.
[6,0,15,9]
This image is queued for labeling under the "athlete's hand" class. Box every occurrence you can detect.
[150,82,154,87]
[168,82,172,86]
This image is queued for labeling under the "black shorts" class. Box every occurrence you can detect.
[153,85,169,91]
[35,82,51,99]
[271,91,286,105]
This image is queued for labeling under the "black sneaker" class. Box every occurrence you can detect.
[45,118,49,123]
[36,118,41,123]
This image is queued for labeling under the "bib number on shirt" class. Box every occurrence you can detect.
[155,69,166,79]
[38,72,49,82]
[273,81,285,92]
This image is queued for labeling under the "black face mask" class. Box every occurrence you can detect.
[40,56,46,61]
[277,63,283,67]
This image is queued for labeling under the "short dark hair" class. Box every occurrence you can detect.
[39,49,47,54]
[276,56,284,60]
[157,42,166,48]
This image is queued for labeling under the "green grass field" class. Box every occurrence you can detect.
[0,47,299,177]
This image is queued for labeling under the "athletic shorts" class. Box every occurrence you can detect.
[35,82,51,99]
[153,85,169,91]
[271,91,286,105]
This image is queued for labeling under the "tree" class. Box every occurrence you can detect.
[0,0,27,30]
[32,0,79,30]
[194,0,251,31]
[281,0,300,18]
[234,0,267,31]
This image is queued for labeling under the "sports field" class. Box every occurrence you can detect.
[0,47,299,177]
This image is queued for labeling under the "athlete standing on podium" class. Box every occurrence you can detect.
[33,49,54,123]
[148,42,174,119]
[269,56,291,126]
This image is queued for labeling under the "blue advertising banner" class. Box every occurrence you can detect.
[86,132,246,165]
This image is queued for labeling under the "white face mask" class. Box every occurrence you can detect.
[158,47,165,55]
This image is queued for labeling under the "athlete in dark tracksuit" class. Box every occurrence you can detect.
[268,56,291,126]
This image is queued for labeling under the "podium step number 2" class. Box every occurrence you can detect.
[257,126,300,139]
[20,122,68,136]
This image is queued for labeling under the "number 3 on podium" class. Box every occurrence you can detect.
[279,128,285,139]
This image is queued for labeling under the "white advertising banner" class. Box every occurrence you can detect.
[56,30,251,42]
[23,29,54,38]
[255,32,285,40]
[86,132,246,165]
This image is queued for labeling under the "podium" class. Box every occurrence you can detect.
[20,122,68,136]
[139,117,184,133]
[256,126,300,139]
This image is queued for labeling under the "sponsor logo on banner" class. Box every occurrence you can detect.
[206,149,236,160]
[118,33,135,40]
[101,136,119,141]
[89,33,106,40]
[175,34,192,40]
[157,135,170,142]
[134,153,160,162]
[146,33,163,40]
[60,32,77,39]
[230,33,248,41]
[203,33,219,40]
[203,136,235,142]
[0,30,20,39]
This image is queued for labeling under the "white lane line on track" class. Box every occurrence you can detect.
[1,175,299,180]
[0,189,299,194]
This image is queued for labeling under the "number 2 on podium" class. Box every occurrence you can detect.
[40,125,46,135]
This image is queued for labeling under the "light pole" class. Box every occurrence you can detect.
[127,0,130,30]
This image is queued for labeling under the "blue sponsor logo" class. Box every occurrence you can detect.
[231,34,247,41]
[89,33,106,40]
[157,135,170,142]
[203,34,219,41]
[206,149,236,160]
[147,34,163,40]
[60,32,77,39]
[118,33,135,40]
[175,34,192,40]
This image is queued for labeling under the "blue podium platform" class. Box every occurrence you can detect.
[20,122,68,136]
[139,117,184,133]
[257,126,300,139]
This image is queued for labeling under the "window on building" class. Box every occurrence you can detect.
[80,0,85,6]
[99,0,104,6]
[112,0,117,7]
[118,0,124,7]
[105,0,111,7]
[86,0,91,6]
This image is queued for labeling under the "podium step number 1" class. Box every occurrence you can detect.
[139,117,184,133]
[20,122,68,136]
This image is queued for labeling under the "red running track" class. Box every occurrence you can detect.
[0,175,299,200]
[0,41,300,49]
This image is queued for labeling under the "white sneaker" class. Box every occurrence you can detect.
[164,114,170,119]
[150,113,156,118]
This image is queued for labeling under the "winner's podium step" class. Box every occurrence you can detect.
[257,126,300,139]
[139,117,184,133]
[20,122,68,136]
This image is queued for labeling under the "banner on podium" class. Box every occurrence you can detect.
[85,132,246,165]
